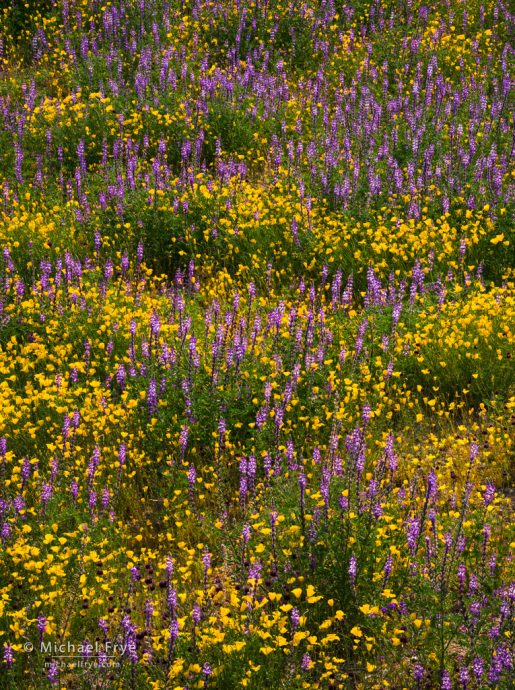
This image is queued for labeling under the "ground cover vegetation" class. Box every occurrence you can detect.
[0,1,513,688]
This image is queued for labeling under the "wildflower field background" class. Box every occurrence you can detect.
[0,1,513,688]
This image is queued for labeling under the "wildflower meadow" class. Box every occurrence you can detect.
[0,1,513,688]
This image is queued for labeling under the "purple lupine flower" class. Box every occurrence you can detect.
[290,217,300,246]
[392,302,402,327]
[320,466,331,509]
[21,457,31,487]
[121,614,135,635]
[489,625,500,640]
[47,660,59,686]
[202,663,212,686]
[188,465,196,497]
[469,574,479,594]
[150,309,161,338]
[87,446,101,484]
[469,601,481,619]
[441,670,452,689]
[13,496,24,514]
[137,241,144,266]
[169,619,179,643]
[41,483,53,509]
[37,615,47,636]
[188,601,200,628]
[238,458,248,507]
[299,470,307,500]
[217,418,226,444]
[469,443,479,462]
[248,560,262,584]
[483,483,496,506]
[472,657,484,681]
[246,455,257,490]
[94,231,102,256]
[147,377,158,415]
[301,654,312,671]
[118,443,127,471]
[116,363,126,389]
[121,252,129,276]
[179,425,189,458]
[457,563,466,586]
[444,532,452,555]
[101,488,110,511]
[483,523,491,543]
[496,644,513,671]
[406,516,420,555]
[3,643,14,669]
[356,449,365,475]
[104,259,113,281]
[413,662,425,684]
[487,656,502,684]
[348,555,357,585]
[80,639,92,660]
[127,634,138,664]
[144,599,154,630]
[427,470,438,499]
[385,434,397,472]
[165,557,174,578]
[62,414,71,444]
[345,426,364,460]
[383,556,393,585]
[1,522,11,542]
[256,406,268,430]
[354,318,368,357]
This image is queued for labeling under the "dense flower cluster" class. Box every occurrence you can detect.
[0,1,513,689]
